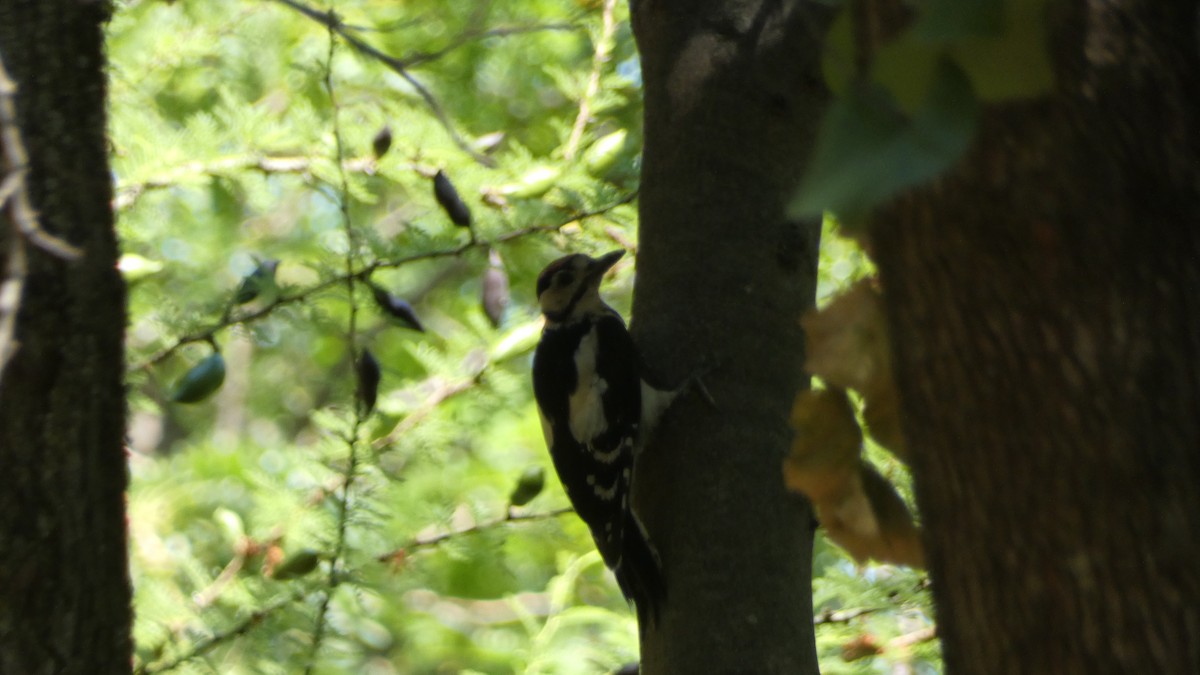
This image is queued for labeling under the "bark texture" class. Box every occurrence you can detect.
[870,2,1200,673]
[630,1,830,672]
[0,2,132,673]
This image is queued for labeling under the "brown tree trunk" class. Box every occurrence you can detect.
[870,2,1200,673]
[0,3,132,674]
[630,1,830,672]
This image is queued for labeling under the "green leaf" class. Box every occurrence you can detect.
[169,351,226,403]
[791,59,978,224]
[584,129,630,177]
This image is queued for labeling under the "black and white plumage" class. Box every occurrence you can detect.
[531,250,668,628]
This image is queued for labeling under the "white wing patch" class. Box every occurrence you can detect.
[537,406,554,449]
[591,436,630,464]
[587,474,621,501]
[568,326,609,443]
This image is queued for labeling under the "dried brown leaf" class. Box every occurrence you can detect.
[801,279,889,394]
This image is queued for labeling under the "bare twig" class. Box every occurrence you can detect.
[192,552,247,609]
[0,54,83,383]
[128,191,636,373]
[0,228,24,380]
[376,506,574,563]
[563,0,618,160]
[888,625,938,650]
[269,0,494,166]
[0,55,82,261]
[813,606,881,625]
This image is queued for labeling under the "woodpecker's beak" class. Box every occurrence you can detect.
[588,250,624,280]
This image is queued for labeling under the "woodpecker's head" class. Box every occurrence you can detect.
[536,250,624,323]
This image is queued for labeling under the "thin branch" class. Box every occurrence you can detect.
[113,154,383,212]
[135,504,575,674]
[306,26,360,674]
[372,372,481,452]
[888,625,938,650]
[563,0,618,160]
[128,191,636,373]
[135,587,314,675]
[0,225,25,381]
[0,54,82,261]
[269,0,494,166]
[813,606,881,625]
[397,22,581,69]
[0,53,82,383]
[376,507,574,563]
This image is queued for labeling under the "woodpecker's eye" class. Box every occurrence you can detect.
[556,272,575,287]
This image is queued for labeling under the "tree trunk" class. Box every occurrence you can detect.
[870,2,1200,673]
[0,3,132,674]
[630,1,829,672]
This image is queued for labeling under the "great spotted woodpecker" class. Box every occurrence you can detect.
[531,250,669,628]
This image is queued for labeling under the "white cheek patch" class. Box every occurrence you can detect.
[568,327,609,443]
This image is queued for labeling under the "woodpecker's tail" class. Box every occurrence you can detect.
[615,511,666,631]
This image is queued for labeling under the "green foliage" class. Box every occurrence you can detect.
[114,0,937,672]
[794,0,1053,225]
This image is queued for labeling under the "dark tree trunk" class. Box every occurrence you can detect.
[870,2,1200,673]
[0,3,132,674]
[629,1,829,672]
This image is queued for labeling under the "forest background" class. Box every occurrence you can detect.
[2,0,1196,674]
[107,1,929,673]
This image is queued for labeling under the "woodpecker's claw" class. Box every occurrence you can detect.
[681,359,722,410]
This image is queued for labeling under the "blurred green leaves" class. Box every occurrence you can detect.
[795,0,1052,225]
[791,59,978,224]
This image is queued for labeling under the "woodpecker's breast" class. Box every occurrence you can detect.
[532,310,641,458]
[567,326,608,443]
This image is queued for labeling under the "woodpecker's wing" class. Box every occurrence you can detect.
[532,313,639,560]
[532,312,663,621]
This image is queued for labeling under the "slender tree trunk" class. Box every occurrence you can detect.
[870,2,1200,672]
[630,1,830,672]
[0,3,132,674]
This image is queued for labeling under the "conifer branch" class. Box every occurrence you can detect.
[305,27,359,674]
[134,586,315,675]
[564,0,618,160]
[128,191,636,373]
[134,505,575,674]
[269,0,494,165]
[376,506,575,563]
